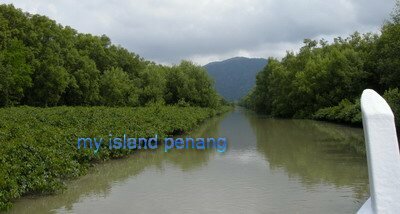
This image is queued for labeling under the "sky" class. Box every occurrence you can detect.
[2,0,396,65]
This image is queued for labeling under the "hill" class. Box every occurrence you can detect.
[204,57,268,101]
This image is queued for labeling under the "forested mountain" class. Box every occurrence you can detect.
[0,4,223,108]
[204,57,267,101]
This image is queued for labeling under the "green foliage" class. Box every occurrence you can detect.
[313,99,362,125]
[100,67,139,106]
[240,34,372,118]
[241,6,400,126]
[241,2,400,123]
[383,88,400,127]
[165,61,220,108]
[370,16,400,90]
[0,39,32,106]
[138,65,167,105]
[0,5,230,209]
[62,53,101,105]
[313,88,400,127]
[0,105,230,210]
[0,4,223,109]
[392,0,400,24]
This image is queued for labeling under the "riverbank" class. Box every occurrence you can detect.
[4,108,368,213]
[0,105,232,210]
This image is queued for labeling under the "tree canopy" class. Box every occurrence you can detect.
[240,2,400,126]
[0,4,223,108]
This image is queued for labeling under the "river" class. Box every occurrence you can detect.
[6,108,369,214]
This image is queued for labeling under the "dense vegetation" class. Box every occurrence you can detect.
[0,4,234,210]
[240,3,400,127]
[0,4,225,108]
[204,57,268,101]
[0,105,230,210]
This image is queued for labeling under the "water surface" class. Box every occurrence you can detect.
[6,108,369,214]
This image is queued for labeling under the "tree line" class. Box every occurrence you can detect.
[0,4,225,108]
[240,2,400,127]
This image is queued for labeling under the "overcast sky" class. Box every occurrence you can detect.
[2,0,396,65]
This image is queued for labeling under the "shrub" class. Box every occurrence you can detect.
[0,106,230,210]
[313,99,361,125]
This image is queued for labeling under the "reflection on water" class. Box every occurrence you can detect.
[6,108,369,214]
[245,111,368,201]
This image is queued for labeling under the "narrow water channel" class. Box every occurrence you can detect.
[6,108,369,214]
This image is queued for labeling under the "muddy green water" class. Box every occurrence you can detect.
[6,108,369,214]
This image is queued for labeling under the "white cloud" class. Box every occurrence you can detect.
[2,0,395,65]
